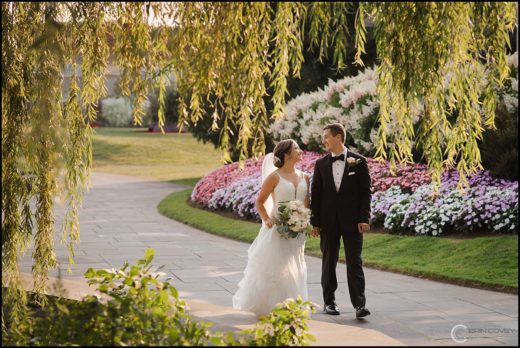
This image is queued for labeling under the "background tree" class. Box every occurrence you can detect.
[2,2,517,343]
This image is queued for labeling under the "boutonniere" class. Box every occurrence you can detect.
[346,157,361,168]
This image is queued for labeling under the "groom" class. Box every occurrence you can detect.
[310,123,372,318]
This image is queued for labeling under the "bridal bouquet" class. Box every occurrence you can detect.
[274,200,312,239]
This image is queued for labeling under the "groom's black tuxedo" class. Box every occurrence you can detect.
[310,150,372,309]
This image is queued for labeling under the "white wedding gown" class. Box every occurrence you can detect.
[232,170,308,316]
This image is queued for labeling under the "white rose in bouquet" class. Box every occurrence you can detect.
[273,200,312,239]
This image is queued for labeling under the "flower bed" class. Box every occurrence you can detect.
[191,152,518,235]
[194,151,320,217]
[190,54,519,234]
[269,68,386,155]
[190,157,264,206]
[373,181,518,236]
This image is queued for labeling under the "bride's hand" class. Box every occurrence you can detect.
[265,218,274,228]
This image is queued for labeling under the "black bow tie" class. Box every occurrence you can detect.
[331,154,345,163]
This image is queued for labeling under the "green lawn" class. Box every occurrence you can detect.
[159,187,518,293]
[92,127,223,181]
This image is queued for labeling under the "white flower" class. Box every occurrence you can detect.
[346,157,361,167]
[274,200,311,238]
[508,51,518,68]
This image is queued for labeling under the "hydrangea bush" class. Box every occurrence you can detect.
[270,54,518,158]
[269,66,425,155]
[101,97,151,127]
[269,68,387,155]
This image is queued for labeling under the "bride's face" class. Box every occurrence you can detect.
[286,142,303,163]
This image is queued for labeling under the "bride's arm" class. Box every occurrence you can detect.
[255,173,279,228]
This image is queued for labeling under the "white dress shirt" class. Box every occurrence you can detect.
[331,146,348,192]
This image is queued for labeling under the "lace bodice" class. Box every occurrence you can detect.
[271,170,308,217]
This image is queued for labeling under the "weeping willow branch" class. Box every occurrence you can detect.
[355,2,518,189]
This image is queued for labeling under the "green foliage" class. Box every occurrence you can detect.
[480,102,518,181]
[479,63,518,181]
[240,297,316,346]
[355,2,518,189]
[3,248,315,346]
[147,88,181,129]
[29,248,224,346]
[187,32,376,161]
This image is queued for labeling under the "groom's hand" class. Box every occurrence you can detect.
[311,227,321,237]
[358,223,370,233]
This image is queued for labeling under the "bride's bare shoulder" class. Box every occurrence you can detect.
[263,171,280,185]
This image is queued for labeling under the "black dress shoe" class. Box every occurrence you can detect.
[355,306,371,318]
[324,303,340,315]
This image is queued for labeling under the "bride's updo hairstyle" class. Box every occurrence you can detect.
[273,139,296,168]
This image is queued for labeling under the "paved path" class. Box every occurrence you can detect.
[20,172,518,346]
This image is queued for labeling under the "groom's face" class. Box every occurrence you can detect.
[322,129,342,153]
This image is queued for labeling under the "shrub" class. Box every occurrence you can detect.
[20,249,316,346]
[100,97,134,127]
[239,297,316,346]
[100,96,152,127]
[146,88,182,131]
[30,248,226,346]
[479,90,518,180]
[270,67,425,156]
[271,54,518,166]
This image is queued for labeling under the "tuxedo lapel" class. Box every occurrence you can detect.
[338,162,351,193]
[322,154,336,192]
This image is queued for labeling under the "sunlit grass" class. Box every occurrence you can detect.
[92,127,223,181]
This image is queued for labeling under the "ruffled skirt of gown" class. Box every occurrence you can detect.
[232,224,308,316]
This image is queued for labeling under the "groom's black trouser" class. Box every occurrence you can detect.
[320,216,366,309]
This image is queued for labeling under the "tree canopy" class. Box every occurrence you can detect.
[2,2,517,343]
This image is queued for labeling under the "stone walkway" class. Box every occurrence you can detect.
[20,172,518,346]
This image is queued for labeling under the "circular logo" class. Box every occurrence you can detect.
[451,324,468,343]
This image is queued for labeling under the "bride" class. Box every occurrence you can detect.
[232,139,310,317]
